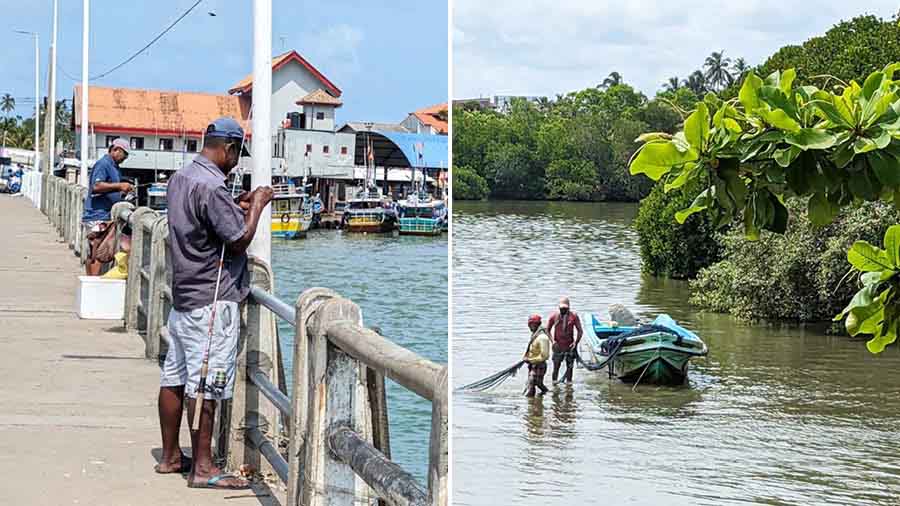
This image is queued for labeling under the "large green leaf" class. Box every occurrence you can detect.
[675,189,711,224]
[774,146,800,167]
[868,151,900,187]
[684,103,710,151]
[808,192,837,226]
[867,330,897,353]
[884,225,900,268]
[847,240,892,272]
[779,68,796,95]
[862,71,884,101]
[739,73,763,112]
[785,129,837,150]
[630,141,698,180]
[758,108,801,132]
[663,162,697,192]
[635,132,672,143]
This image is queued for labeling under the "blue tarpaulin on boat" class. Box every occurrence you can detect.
[651,314,703,343]
[375,131,448,169]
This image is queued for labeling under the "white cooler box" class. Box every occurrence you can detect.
[77,276,127,319]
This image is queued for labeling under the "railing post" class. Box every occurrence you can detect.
[40,173,48,215]
[301,296,374,506]
[145,216,168,360]
[287,288,339,506]
[429,367,448,506]
[124,208,156,332]
[225,256,282,479]
[75,187,86,257]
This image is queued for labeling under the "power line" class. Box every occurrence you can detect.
[60,0,204,83]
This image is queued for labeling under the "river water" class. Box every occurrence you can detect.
[272,230,447,483]
[452,200,900,506]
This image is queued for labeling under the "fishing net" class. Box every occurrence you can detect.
[456,361,527,392]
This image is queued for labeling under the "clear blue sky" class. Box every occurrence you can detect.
[2,0,448,123]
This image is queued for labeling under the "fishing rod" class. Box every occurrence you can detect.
[191,110,252,431]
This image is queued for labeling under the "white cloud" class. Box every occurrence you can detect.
[453,0,899,99]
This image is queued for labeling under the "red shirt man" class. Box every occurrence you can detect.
[546,296,583,383]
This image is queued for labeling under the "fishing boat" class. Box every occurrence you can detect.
[398,192,446,236]
[271,181,313,239]
[343,187,397,233]
[581,311,707,385]
[343,132,397,233]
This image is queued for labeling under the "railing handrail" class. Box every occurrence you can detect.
[39,175,448,506]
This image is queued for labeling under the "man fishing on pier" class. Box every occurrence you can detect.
[156,117,273,490]
[547,296,583,384]
[523,314,551,397]
[82,138,133,275]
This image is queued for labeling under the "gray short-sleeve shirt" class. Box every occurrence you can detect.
[167,155,249,311]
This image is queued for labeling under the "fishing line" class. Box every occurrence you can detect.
[191,108,252,431]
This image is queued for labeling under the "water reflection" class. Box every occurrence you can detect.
[453,200,900,506]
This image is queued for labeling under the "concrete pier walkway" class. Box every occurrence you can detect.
[0,195,267,505]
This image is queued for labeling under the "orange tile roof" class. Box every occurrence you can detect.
[297,88,343,107]
[411,103,448,134]
[228,49,342,97]
[73,85,250,136]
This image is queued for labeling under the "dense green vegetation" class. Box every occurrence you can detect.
[632,182,722,279]
[453,85,695,202]
[628,13,900,350]
[0,97,73,152]
[452,165,489,200]
[689,199,900,322]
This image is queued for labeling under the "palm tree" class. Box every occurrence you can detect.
[663,76,680,92]
[704,51,733,91]
[599,71,623,89]
[733,57,749,79]
[0,94,15,116]
[683,70,707,96]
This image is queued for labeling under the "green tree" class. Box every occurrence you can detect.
[545,159,595,200]
[0,94,15,116]
[600,71,623,89]
[452,165,489,200]
[703,50,733,90]
[733,57,749,78]
[663,76,680,92]
[683,70,707,97]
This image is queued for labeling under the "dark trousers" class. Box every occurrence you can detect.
[552,346,576,383]
[526,362,549,397]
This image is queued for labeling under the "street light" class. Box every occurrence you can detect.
[14,30,40,172]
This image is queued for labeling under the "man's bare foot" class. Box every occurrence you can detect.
[154,453,192,474]
[188,467,250,489]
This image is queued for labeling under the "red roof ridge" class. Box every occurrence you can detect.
[228,49,342,97]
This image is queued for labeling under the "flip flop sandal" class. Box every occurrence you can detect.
[154,454,192,474]
[188,474,251,490]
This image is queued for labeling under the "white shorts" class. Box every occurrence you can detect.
[160,301,240,401]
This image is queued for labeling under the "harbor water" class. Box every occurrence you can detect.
[452,200,900,506]
[272,229,447,484]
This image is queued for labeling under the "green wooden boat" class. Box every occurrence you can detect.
[581,313,708,385]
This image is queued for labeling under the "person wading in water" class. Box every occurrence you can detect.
[523,314,551,397]
[547,297,583,384]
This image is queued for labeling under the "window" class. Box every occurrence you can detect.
[159,138,174,151]
[130,137,144,150]
[306,144,312,153]
[186,139,198,152]
[105,135,117,147]
[340,146,348,155]
[323,145,330,154]
[316,112,325,120]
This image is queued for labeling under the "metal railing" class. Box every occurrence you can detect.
[36,174,447,506]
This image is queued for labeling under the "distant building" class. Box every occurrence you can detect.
[401,103,448,135]
[71,49,447,208]
[452,95,545,113]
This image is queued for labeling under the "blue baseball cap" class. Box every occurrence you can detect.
[205,117,245,140]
